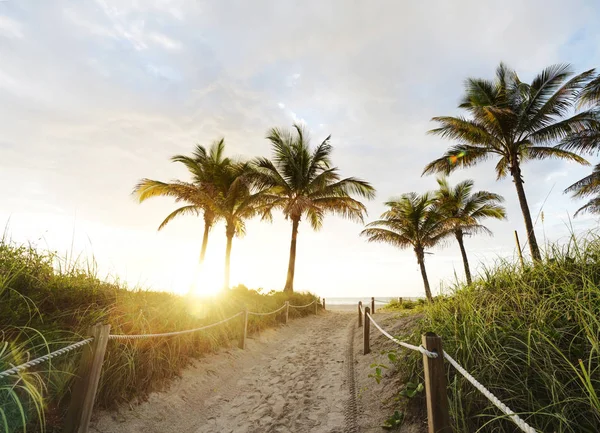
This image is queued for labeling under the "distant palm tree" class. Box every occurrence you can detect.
[423,63,595,261]
[213,162,271,290]
[361,193,451,302]
[133,139,229,266]
[433,178,506,285]
[560,74,600,215]
[564,164,600,216]
[250,124,375,293]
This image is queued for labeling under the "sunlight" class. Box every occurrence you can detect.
[189,265,222,296]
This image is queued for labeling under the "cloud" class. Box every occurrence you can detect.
[0,15,23,39]
[1,0,600,297]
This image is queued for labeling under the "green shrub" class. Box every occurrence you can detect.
[404,234,600,432]
[0,242,317,432]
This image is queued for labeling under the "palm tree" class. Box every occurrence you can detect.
[564,164,600,216]
[250,124,375,293]
[361,193,451,302]
[213,162,271,290]
[133,139,229,266]
[423,63,595,261]
[433,178,506,285]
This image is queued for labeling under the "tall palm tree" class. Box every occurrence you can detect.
[133,139,229,265]
[361,193,452,302]
[433,178,506,285]
[423,63,595,261]
[213,162,271,290]
[250,124,375,293]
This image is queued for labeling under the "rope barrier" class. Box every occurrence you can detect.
[109,312,244,340]
[289,300,316,308]
[366,313,437,358]
[362,307,538,433]
[248,304,287,316]
[374,299,390,303]
[0,338,94,379]
[443,352,538,433]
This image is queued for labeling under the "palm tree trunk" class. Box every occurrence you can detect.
[223,224,234,290]
[199,218,211,265]
[511,164,542,261]
[455,229,472,285]
[284,217,300,294]
[415,247,433,302]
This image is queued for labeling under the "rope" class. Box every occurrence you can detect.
[366,313,438,358]
[109,312,244,340]
[0,338,94,379]
[248,304,287,316]
[443,352,538,433]
[374,299,389,303]
[289,300,316,308]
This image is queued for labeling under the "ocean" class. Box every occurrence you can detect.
[323,296,424,310]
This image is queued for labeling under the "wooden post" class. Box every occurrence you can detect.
[284,301,289,325]
[322,298,326,310]
[358,301,362,327]
[514,230,525,270]
[239,309,248,349]
[399,297,403,306]
[422,333,451,433]
[64,324,111,433]
[363,307,371,355]
[371,297,375,314]
[314,299,318,315]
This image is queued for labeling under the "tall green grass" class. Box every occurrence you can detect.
[0,241,317,432]
[401,234,600,432]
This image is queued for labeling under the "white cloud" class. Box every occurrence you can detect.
[0,15,23,39]
[148,32,182,50]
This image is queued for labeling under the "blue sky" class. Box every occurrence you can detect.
[1,0,600,297]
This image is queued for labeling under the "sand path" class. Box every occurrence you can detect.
[91,312,357,433]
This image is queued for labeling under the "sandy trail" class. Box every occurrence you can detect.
[91,312,356,433]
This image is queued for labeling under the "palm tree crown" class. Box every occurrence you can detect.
[251,123,375,292]
[361,193,451,301]
[433,178,506,284]
[133,139,230,264]
[423,63,594,261]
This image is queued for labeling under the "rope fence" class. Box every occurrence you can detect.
[1,296,323,432]
[362,306,538,433]
[0,338,94,379]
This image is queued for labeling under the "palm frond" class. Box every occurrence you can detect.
[423,145,494,175]
[524,146,589,165]
[157,205,200,231]
[564,164,600,197]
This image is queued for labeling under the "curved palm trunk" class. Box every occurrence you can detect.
[455,229,472,285]
[511,164,542,261]
[284,217,300,294]
[199,218,211,265]
[223,224,234,290]
[415,247,433,302]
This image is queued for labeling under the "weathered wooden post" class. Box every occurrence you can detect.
[514,230,525,270]
[314,299,318,315]
[322,298,326,310]
[371,297,375,314]
[239,309,249,349]
[284,301,289,324]
[363,307,371,355]
[422,332,451,433]
[64,323,111,433]
[358,301,363,327]
[398,297,403,306]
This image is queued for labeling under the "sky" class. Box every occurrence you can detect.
[2,0,600,298]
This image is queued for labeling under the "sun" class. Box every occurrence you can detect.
[189,265,222,296]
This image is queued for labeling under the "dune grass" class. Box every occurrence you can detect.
[391,233,600,432]
[0,241,318,432]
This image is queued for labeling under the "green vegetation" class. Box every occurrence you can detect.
[433,178,506,285]
[391,234,600,432]
[134,124,375,292]
[424,63,596,261]
[0,241,318,432]
[250,124,375,293]
[361,193,454,302]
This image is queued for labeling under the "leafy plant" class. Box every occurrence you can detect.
[368,363,388,384]
[399,381,424,399]
[381,410,404,430]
